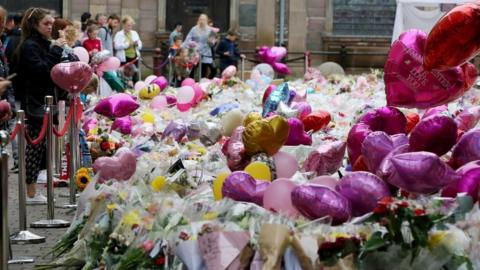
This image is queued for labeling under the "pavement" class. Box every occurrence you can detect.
[6,164,75,270]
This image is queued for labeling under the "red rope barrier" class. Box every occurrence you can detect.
[53,100,74,137]
[75,98,83,124]
[25,113,48,146]
[9,123,21,142]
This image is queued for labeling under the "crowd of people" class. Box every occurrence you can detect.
[0,7,246,205]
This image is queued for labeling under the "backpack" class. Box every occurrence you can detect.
[100,26,109,41]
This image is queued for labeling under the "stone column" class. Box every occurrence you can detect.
[90,0,107,15]
[157,0,166,32]
[288,0,307,52]
[230,0,240,30]
[62,0,71,19]
[256,0,275,46]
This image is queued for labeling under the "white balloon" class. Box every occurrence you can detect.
[176,86,195,104]
[144,75,157,85]
[253,63,275,80]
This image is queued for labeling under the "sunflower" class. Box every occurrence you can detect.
[75,168,92,191]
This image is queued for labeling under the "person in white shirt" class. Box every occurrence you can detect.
[114,15,142,82]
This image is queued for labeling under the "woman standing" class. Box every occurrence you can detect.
[184,14,217,79]
[15,7,67,204]
[114,15,142,82]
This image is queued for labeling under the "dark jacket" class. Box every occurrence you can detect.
[4,27,21,69]
[16,36,65,120]
[216,37,240,71]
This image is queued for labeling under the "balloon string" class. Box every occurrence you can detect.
[25,113,48,146]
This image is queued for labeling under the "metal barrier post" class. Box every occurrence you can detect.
[241,57,245,81]
[31,96,70,228]
[304,51,311,74]
[138,57,142,81]
[10,111,45,244]
[55,101,65,177]
[153,48,164,76]
[198,56,202,82]
[0,135,9,269]
[62,97,78,209]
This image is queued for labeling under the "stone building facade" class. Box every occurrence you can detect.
[6,0,397,70]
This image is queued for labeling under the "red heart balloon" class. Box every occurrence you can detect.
[424,3,480,71]
[50,62,93,94]
[384,29,477,109]
[301,110,331,132]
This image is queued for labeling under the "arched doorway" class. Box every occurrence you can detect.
[166,0,230,35]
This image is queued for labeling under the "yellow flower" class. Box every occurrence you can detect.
[75,171,91,191]
[122,210,141,227]
[106,204,117,214]
[330,232,351,240]
[428,231,447,249]
[151,176,166,192]
[202,212,219,221]
[118,191,128,201]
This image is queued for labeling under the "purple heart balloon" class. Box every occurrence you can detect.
[450,129,480,169]
[336,172,390,217]
[422,105,448,119]
[162,120,187,142]
[391,134,409,147]
[409,114,457,156]
[442,163,480,202]
[377,144,410,179]
[291,184,351,225]
[347,123,372,164]
[362,131,395,173]
[285,118,312,146]
[291,102,312,119]
[359,106,407,135]
[303,140,346,176]
[112,116,132,135]
[384,151,460,194]
[222,171,270,206]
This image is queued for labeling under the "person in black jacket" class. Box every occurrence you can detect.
[216,29,245,73]
[14,7,67,204]
[4,12,22,68]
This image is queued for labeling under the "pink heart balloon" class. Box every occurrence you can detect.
[455,106,480,132]
[272,62,291,75]
[285,118,312,146]
[384,29,477,109]
[310,176,338,190]
[291,184,351,224]
[222,65,237,80]
[222,171,270,206]
[94,93,139,118]
[51,62,93,94]
[384,151,460,194]
[151,76,168,91]
[263,179,299,217]
[93,147,137,183]
[222,126,251,171]
[303,141,347,176]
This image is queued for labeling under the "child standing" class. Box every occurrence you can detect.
[174,47,194,86]
[82,24,102,56]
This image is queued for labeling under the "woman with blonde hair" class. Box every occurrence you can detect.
[114,15,142,82]
[183,13,217,79]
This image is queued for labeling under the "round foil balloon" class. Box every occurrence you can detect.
[424,3,480,70]
[409,114,458,156]
[384,151,460,194]
[139,84,161,99]
[151,76,168,91]
[273,151,299,179]
[336,172,390,217]
[253,63,275,80]
[359,106,407,135]
[263,179,299,217]
[385,29,477,108]
[291,184,351,225]
[450,129,480,169]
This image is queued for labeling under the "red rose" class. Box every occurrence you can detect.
[154,256,166,266]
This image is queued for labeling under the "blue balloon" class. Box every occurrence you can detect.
[288,90,296,105]
[262,83,290,117]
[307,88,315,94]
[210,103,239,116]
